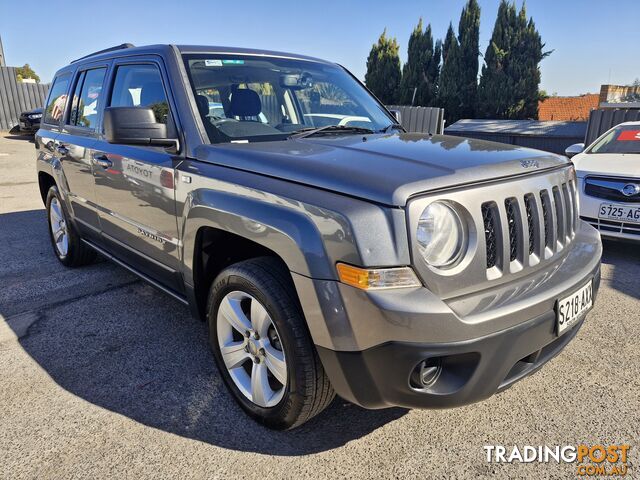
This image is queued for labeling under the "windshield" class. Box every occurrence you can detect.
[589,125,640,154]
[182,54,395,143]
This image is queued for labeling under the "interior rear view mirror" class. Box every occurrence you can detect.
[280,73,313,90]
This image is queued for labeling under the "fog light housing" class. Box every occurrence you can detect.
[410,358,442,389]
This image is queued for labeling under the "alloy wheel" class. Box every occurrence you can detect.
[49,197,69,257]
[216,291,287,408]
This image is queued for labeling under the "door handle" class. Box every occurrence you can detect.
[93,154,112,169]
[56,145,69,156]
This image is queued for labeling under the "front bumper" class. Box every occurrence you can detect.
[317,278,597,409]
[578,189,640,242]
[18,116,40,133]
[294,222,602,409]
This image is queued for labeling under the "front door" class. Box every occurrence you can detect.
[92,58,183,293]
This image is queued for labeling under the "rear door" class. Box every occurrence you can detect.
[37,73,71,198]
[92,57,183,293]
[55,63,109,239]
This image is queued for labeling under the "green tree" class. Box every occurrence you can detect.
[365,29,402,105]
[398,19,440,106]
[15,63,40,83]
[478,1,549,119]
[457,0,481,118]
[437,24,462,123]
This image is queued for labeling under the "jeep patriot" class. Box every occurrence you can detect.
[35,44,602,429]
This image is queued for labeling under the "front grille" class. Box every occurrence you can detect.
[409,166,579,298]
[480,180,576,273]
[581,215,640,236]
[584,176,640,203]
[482,203,498,268]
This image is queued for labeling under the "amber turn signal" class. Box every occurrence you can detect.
[336,263,421,290]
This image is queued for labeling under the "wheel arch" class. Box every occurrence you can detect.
[181,189,336,321]
[38,171,57,205]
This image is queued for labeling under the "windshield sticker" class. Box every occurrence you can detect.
[222,59,245,65]
[617,130,640,141]
[204,59,223,67]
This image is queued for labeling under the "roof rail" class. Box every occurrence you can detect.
[71,43,135,64]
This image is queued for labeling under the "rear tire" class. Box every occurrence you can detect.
[46,186,96,267]
[207,257,335,430]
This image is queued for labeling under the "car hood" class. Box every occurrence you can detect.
[21,107,43,115]
[193,133,569,206]
[573,152,640,178]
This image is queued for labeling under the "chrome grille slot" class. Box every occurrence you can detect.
[552,186,565,245]
[524,194,537,255]
[562,182,574,238]
[504,198,520,262]
[540,190,553,249]
[568,180,578,233]
[482,202,499,268]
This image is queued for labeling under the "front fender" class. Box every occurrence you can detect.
[180,188,340,284]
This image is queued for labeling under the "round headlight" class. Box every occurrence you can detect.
[416,202,466,268]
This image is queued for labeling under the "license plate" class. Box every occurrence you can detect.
[599,203,640,223]
[556,280,593,335]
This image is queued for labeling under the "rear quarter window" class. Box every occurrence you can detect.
[44,75,71,125]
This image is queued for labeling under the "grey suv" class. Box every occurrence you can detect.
[36,44,602,429]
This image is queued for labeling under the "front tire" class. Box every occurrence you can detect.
[207,257,335,430]
[46,186,96,267]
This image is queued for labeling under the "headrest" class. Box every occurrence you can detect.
[140,82,166,106]
[229,89,261,117]
[195,94,209,118]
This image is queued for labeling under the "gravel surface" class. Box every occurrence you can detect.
[1,134,638,479]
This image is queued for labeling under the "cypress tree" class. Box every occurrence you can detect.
[478,1,549,119]
[457,0,481,118]
[514,6,549,118]
[399,20,440,106]
[365,30,402,105]
[438,24,462,123]
[399,19,427,105]
[477,1,517,118]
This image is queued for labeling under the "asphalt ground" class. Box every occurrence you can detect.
[0,133,638,479]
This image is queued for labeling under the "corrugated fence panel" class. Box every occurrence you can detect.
[0,66,50,130]
[387,105,444,134]
[585,108,640,145]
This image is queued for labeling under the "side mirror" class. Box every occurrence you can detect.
[389,109,402,124]
[103,107,179,152]
[564,143,585,159]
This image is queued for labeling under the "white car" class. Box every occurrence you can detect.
[566,121,640,242]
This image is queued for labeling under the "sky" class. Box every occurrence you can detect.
[1,0,639,96]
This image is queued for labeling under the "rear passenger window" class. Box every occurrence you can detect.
[44,75,71,125]
[109,64,170,124]
[68,68,106,130]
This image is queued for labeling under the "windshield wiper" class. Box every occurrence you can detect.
[378,122,406,134]
[289,124,375,139]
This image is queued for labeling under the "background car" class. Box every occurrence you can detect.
[18,107,43,134]
[566,121,640,241]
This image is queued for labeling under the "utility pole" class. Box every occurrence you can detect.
[0,34,5,67]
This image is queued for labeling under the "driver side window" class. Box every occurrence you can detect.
[110,64,171,125]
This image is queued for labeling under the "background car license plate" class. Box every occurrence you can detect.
[556,280,593,335]
[599,203,640,224]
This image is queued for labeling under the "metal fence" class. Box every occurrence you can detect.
[0,66,50,130]
[387,105,445,134]
[584,108,640,145]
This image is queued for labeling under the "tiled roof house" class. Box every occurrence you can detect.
[538,94,599,121]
